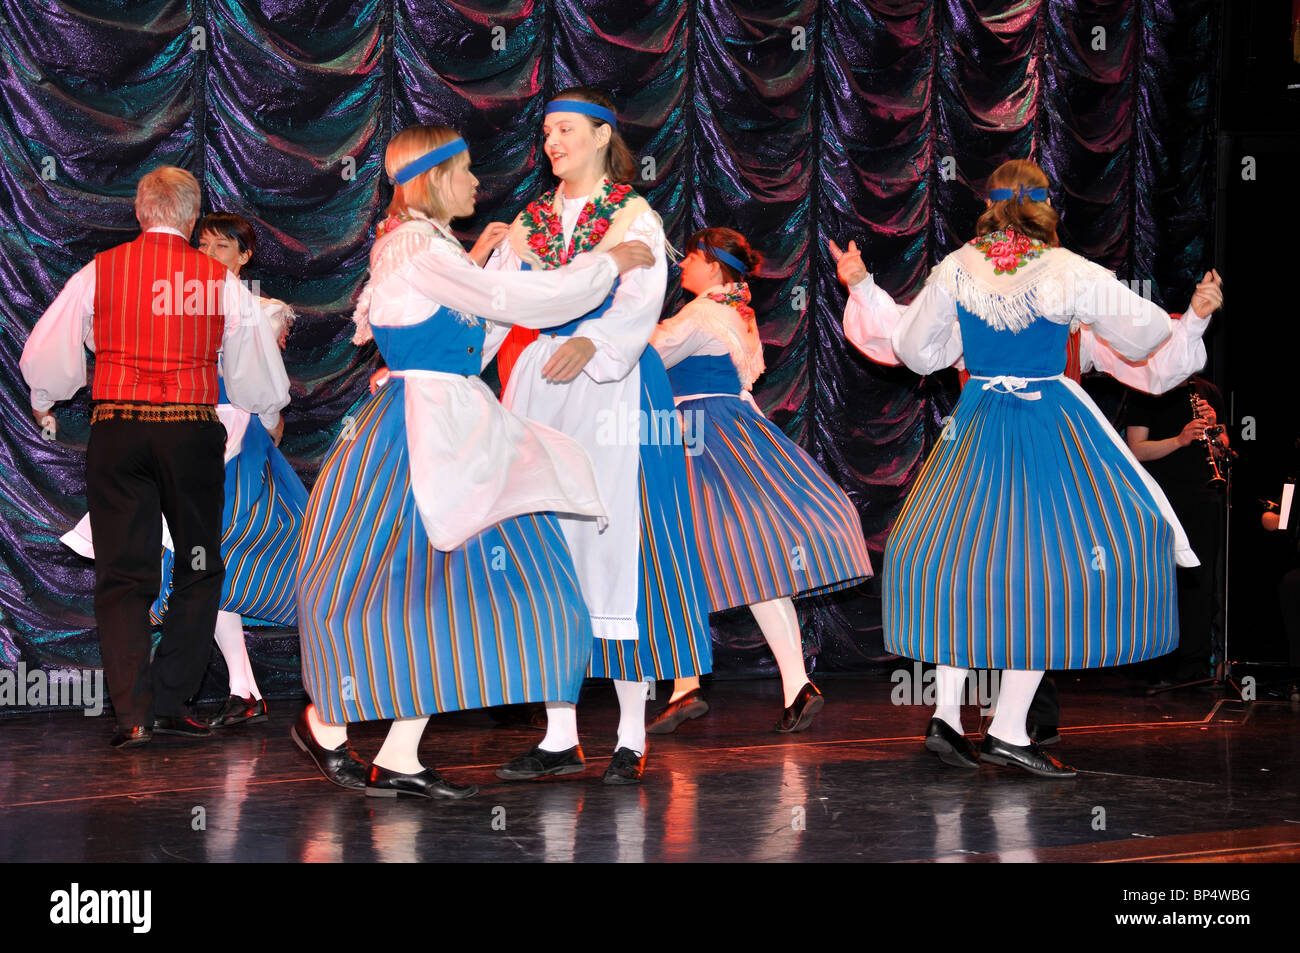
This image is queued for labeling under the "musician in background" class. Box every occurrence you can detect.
[1125,371,1229,686]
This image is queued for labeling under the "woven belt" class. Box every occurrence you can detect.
[91,402,219,424]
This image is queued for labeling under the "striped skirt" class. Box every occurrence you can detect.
[297,382,594,723]
[883,377,1179,670]
[676,395,872,613]
[151,418,305,627]
[588,349,714,682]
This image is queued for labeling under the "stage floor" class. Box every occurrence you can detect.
[2,672,1298,863]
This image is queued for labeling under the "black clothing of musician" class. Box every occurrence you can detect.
[1124,376,1227,683]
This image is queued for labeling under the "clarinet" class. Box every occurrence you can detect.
[1187,385,1227,488]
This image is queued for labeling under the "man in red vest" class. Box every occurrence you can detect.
[22,166,290,749]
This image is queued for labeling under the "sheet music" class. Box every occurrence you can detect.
[1281,482,1295,531]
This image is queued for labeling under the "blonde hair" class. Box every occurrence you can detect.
[975,159,1059,246]
[385,125,469,221]
[135,166,201,232]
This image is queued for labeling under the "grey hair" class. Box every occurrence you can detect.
[134,166,201,231]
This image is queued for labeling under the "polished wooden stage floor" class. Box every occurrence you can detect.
[2,671,1298,863]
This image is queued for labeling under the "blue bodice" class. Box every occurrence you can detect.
[371,306,484,376]
[957,304,1070,378]
[667,354,741,396]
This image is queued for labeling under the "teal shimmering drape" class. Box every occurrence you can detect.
[0,1,1219,691]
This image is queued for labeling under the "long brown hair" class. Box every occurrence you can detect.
[975,159,1059,246]
[550,87,635,184]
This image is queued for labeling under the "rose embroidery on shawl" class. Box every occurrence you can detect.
[971,229,1046,275]
[520,180,637,267]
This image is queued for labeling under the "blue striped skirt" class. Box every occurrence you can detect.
[297,381,594,723]
[883,377,1179,670]
[588,349,714,682]
[151,417,305,627]
[676,395,872,613]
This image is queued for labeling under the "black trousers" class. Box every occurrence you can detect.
[86,416,226,727]
[1161,487,1225,678]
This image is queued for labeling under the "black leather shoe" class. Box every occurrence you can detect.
[495,745,585,781]
[290,708,369,790]
[1027,722,1061,746]
[774,682,824,733]
[109,726,152,749]
[647,689,709,734]
[152,714,213,738]
[208,694,269,729]
[602,746,646,785]
[979,734,1076,778]
[923,717,979,768]
[365,764,477,800]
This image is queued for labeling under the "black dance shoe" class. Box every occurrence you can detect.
[152,714,213,738]
[109,725,152,749]
[495,745,586,781]
[208,694,269,729]
[1027,722,1061,746]
[774,682,824,733]
[979,734,1076,778]
[602,747,647,785]
[290,708,369,790]
[365,764,478,800]
[646,689,709,734]
[923,718,979,768]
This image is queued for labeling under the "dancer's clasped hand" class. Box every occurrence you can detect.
[828,239,867,287]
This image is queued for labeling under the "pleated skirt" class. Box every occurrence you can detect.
[883,378,1179,670]
[588,349,714,682]
[297,382,593,723]
[676,395,872,613]
[151,418,305,627]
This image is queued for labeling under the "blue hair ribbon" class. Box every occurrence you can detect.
[394,137,468,185]
[702,244,748,276]
[545,99,619,128]
[989,185,1048,203]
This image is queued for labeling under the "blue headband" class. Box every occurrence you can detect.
[545,99,619,128]
[702,244,747,276]
[394,137,468,185]
[989,185,1048,203]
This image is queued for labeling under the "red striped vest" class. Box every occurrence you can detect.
[92,231,226,404]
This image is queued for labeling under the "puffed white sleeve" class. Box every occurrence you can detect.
[221,272,291,430]
[21,262,95,413]
[1077,305,1208,394]
[571,210,667,383]
[890,281,964,375]
[395,242,620,330]
[1066,258,1173,363]
[842,275,904,366]
[649,308,715,369]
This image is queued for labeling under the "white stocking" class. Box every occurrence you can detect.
[373,716,430,774]
[539,701,580,752]
[214,611,261,700]
[987,670,1044,746]
[614,679,648,756]
[750,598,808,707]
[933,664,970,734]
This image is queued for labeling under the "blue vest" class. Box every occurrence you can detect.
[371,306,485,376]
[666,354,741,396]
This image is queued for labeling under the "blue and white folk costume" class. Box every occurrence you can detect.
[651,283,873,612]
[297,213,616,725]
[842,231,1199,672]
[490,180,713,684]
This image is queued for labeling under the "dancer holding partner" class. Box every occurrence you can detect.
[489,88,714,785]
[294,125,653,799]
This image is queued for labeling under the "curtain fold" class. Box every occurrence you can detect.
[0,1,1218,688]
